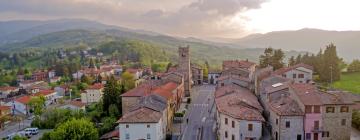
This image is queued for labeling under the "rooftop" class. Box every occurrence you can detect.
[268,95,304,116]
[273,63,313,75]
[223,60,256,69]
[117,107,162,123]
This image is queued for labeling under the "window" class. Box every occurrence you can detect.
[126,125,129,128]
[232,135,235,140]
[147,133,151,139]
[305,105,312,113]
[322,131,329,137]
[299,74,304,78]
[341,106,349,113]
[147,124,150,128]
[225,118,228,125]
[293,74,297,78]
[341,119,346,126]
[314,106,321,113]
[225,131,228,138]
[286,121,290,128]
[276,119,278,125]
[326,107,335,113]
[282,74,286,78]
[306,133,311,140]
[248,124,253,131]
[314,121,319,129]
[232,121,235,128]
[125,133,130,140]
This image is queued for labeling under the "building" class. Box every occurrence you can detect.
[178,46,192,96]
[274,63,313,84]
[81,83,104,104]
[0,86,19,98]
[208,70,221,84]
[222,60,257,81]
[126,68,143,80]
[118,94,167,140]
[33,89,59,106]
[191,64,203,85]
[217,75,251,89]
[0,105,11,129]
[215,85,265,140]
[60,101,86,111]
[268,93,304,140]
[289,84,354,140]
[7,96,31,115]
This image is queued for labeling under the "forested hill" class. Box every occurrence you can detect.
[0,19,305,69]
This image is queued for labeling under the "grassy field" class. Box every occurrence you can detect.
[333,72,360,94]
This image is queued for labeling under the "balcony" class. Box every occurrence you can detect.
[311,126,324,132]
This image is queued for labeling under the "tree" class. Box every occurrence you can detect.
[12,135,28,140]
[259,47,285,70]
[121,71,135,91]
[348,59,360,72]
[103,76,122,116]
[259,48,274,68]
[319,43,341,82]
[288,56,296,66]
[80,75,92,85]
[166,62,173,72]
[44,118,98,140]
[99,117,117,135]
[29,96,46,116]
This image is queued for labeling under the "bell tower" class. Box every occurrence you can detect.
[178,46,192,96]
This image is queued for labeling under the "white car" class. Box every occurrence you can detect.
[25,127,39,135]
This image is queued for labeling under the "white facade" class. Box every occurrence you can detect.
[217,112,262,140]
[72,71,84,79]
[81,89,103,104]
[6,101,28,115]
[282,67,313,84]
[119,119,166,140]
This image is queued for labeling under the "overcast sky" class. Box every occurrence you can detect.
[1,0,360,38]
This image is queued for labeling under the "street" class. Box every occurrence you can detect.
[181,85,216,140]
[0,118,32,138]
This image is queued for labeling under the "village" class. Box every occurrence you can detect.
[0,46,359,140]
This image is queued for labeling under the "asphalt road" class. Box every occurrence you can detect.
[181,85,216,140]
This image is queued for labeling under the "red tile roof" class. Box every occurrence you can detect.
[223,60,256,70]
[100,130,119,140]
[87,83,104,90]
[34,89,56,96]
[126,68,141,74]
[69,101,86,107]
[0,106,11,111]
[117,107,162,123]
[217,75,251,82]
[15,96,32,104]
[268,96,304,116]
[0,86,18,91]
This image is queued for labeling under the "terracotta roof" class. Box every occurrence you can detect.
[121,84,152,97]
[69,101,86,107]
[126,68,141,74]
[117,107,162,123]
[0,86,18,91]
[15,96,32,104]
[34,90,56,96]
[268,95,304,116]
[0,106,11,111]
[215,85,264,121]
[216,92,264,121]
[291,83,353,105]
[223,60,256,69]
[274,63,313,75]
[87,83,104,90]
[100,129,119,140]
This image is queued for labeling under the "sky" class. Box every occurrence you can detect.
[1,0,360,39]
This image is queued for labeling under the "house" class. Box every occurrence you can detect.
[289,84,354,140]
[0,86,19,97]
[33,89,59,105]
[222,60,257,81]
[72,71,84,79]
[54,85,70,96]
[267,93,304,140]
[0,105,11,129]
[118,94,167,140]
[100,129,120,140]
[60,101,86,111]
[274,63,313,84]
[217,75,251,89]
[19,80,43,89]
[121,83,154,114]
[126,68,143,80]
[208,70,221,84]
[191,64,203,85]
[81,83,104,104]
[48,70,56,79]
[6,96,32,115]
[215,84,264,140]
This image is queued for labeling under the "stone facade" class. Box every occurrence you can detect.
[269,114,304,140]
[178,46,192,96]
[191,64,203,85]
[321,105,352,140]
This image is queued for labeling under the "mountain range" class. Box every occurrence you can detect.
[0,19,357,65]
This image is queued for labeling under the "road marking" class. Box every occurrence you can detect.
[193,104,209,107]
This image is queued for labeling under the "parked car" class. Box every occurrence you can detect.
[25,127,39,135]
[18,130,32,138]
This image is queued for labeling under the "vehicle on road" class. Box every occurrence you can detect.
[25,127,39,135]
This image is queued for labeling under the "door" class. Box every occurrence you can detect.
[314,133,318,140]
[297,135,302,140]
[275,132,278,140]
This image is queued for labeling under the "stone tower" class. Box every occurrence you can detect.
[178,46,192,96]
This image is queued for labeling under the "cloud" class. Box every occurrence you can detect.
[0,0,268,38]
